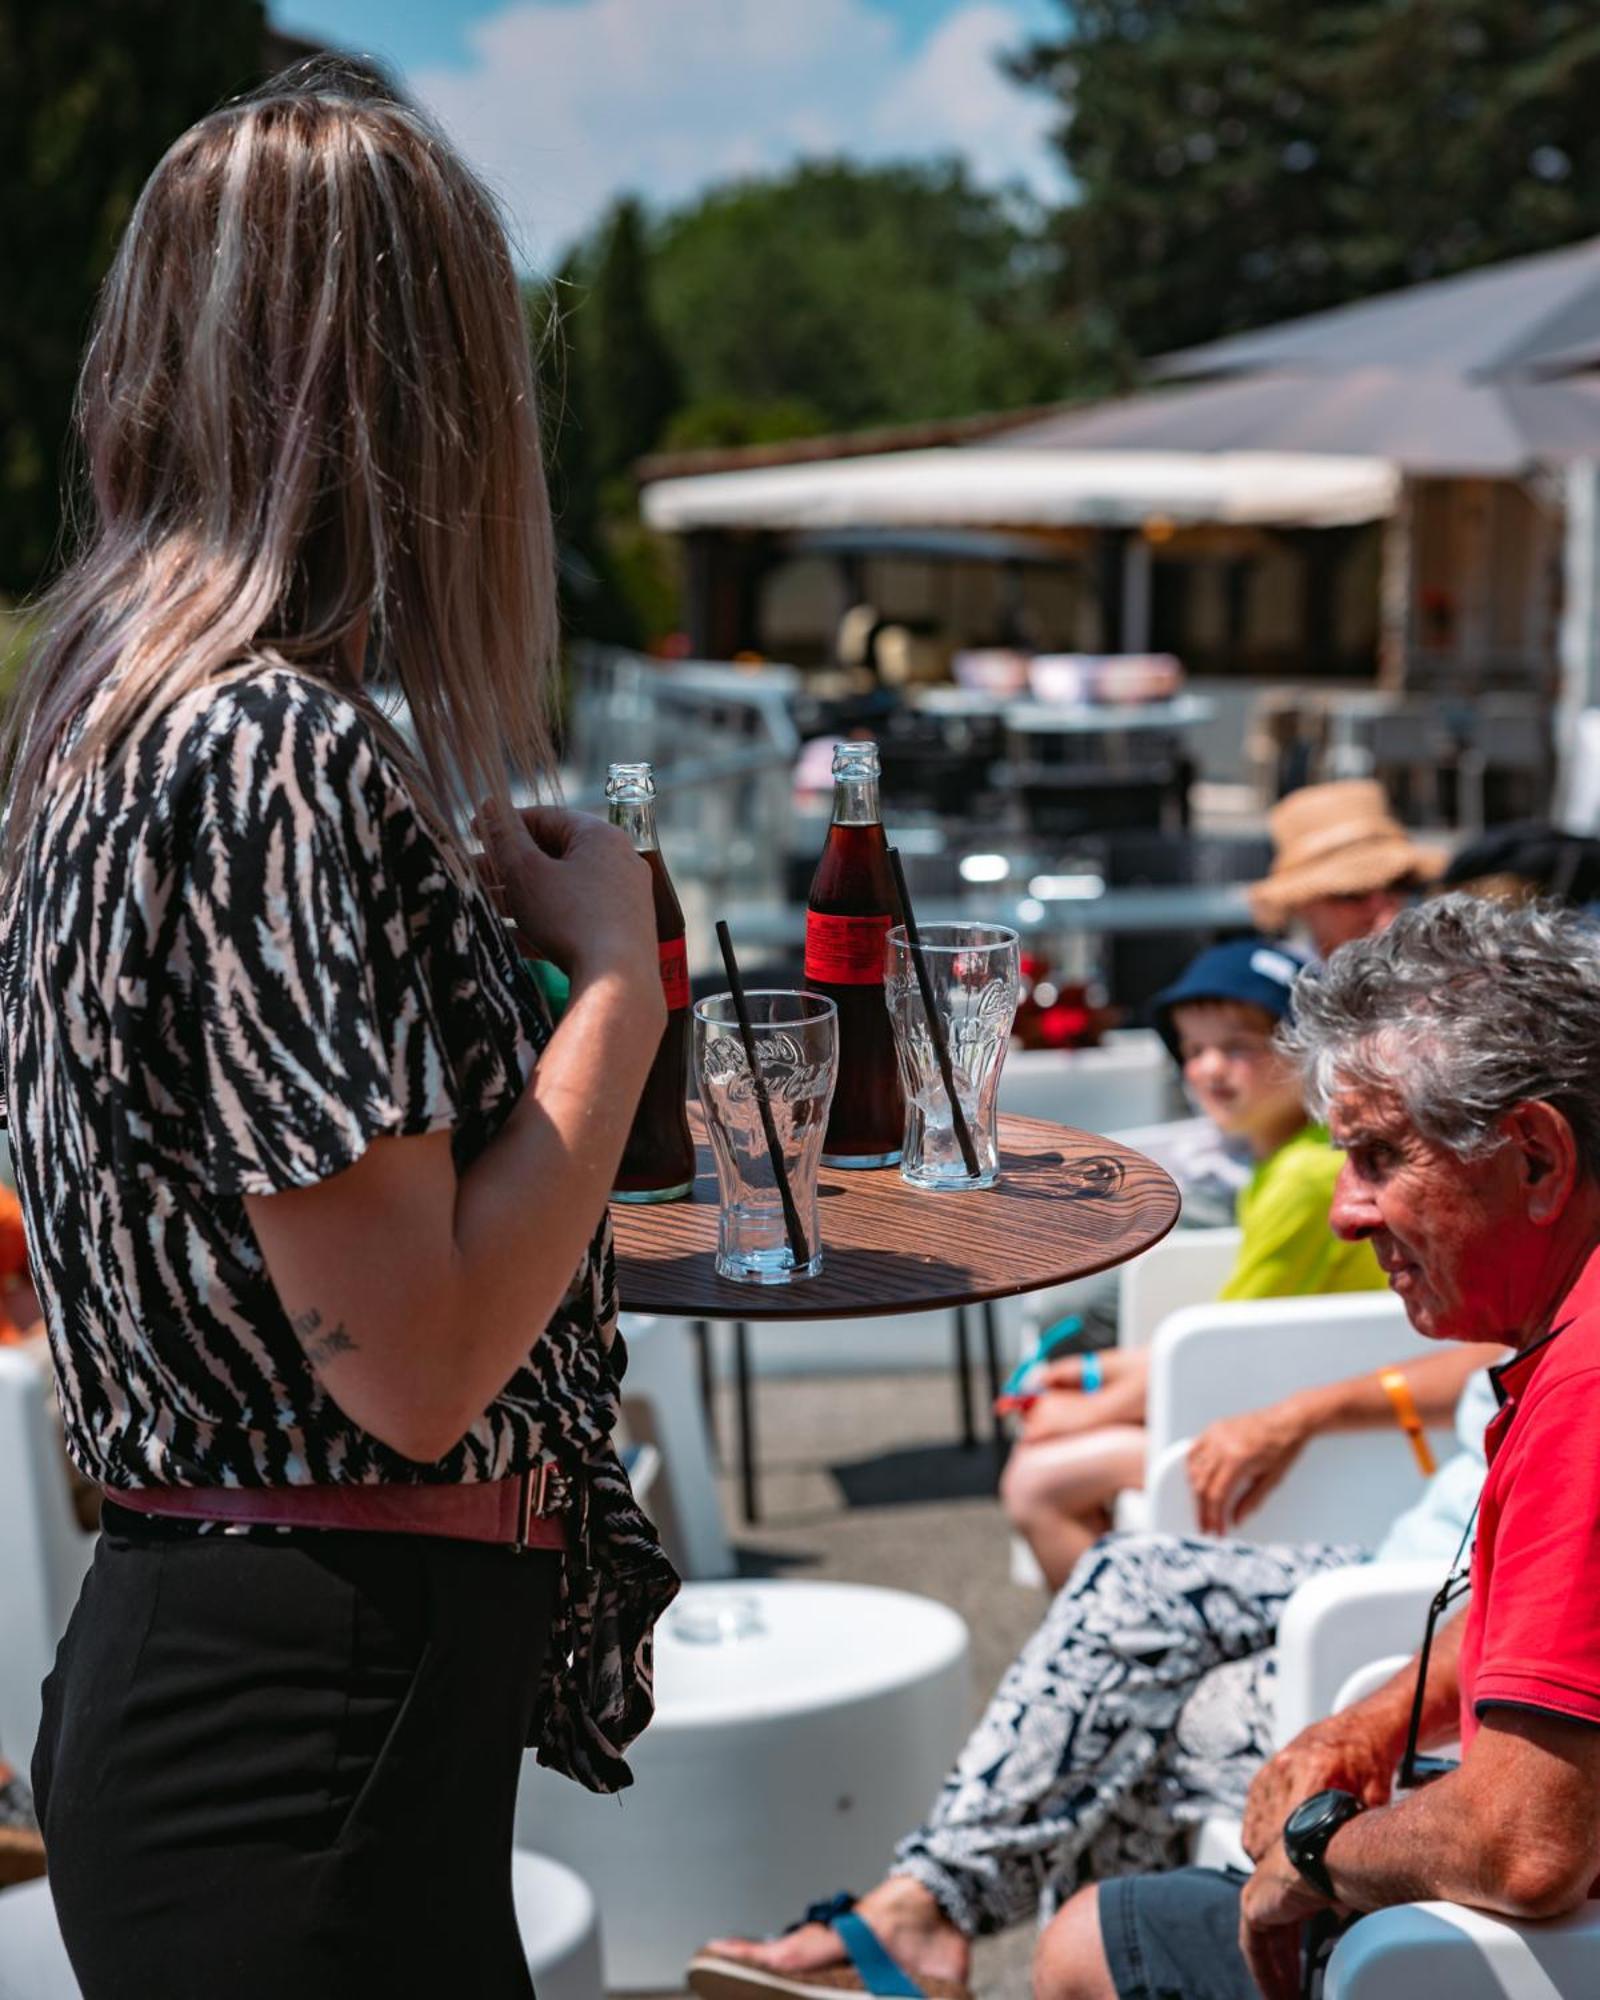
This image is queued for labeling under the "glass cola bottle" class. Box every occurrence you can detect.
[804,739,904,1167]
[607,762,696,1202]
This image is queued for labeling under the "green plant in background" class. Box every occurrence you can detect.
[0,0,269,601]
[658,398,829,454]
[0,605,35,716]
[647,159,1077,433]
[544,160,1083,646]
[1011,0,1600,363]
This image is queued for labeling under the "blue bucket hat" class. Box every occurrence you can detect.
[1151,937,1307,1062]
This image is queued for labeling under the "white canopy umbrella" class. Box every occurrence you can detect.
[640,445,1399,535]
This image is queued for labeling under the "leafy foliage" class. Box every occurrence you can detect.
[0,0,268,596]
[1011,0,1600,359]
[646,159,1075,433]
[548,162,1084,639]
[586,198,681,486]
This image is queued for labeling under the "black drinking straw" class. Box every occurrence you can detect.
[714,920,811,1268]
[888,847,982,1178]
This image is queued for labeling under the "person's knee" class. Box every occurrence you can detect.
[1034,1887,1117,2000]
[999,1447,1038,1524]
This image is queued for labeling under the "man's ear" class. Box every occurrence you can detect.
[1502,1101,1578,1222]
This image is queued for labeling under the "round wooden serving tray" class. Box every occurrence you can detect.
[610,1111,1180,1321]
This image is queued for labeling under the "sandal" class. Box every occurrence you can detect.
[687,1894,974,2000]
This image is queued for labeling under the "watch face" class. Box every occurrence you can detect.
[1286,1789,1355,1842]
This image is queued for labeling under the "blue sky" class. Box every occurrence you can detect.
[269,0,1067,265]
[274,0,1058,79]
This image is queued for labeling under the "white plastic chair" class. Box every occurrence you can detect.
[0,1346,93,1769]
[0,1852,604,2000]
[618,1315,736,1580]
[1131,1294,1452,1547]
[1187,1560,1436,1868]
[1272,1561,1441,1744]
[997,1031,1175,1138]
[1327,1900,1600,1997]
[1117,1228,1243,1352]
[1208,1559,1600,1995]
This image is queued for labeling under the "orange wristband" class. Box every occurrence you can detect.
[1379,1368,1437,1477]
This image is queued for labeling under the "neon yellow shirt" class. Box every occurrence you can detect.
[1218,1124,1384,1302]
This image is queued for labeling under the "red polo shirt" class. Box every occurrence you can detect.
[1458,1244,1600,1750]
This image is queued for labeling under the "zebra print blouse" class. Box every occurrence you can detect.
[0,665,677,1790]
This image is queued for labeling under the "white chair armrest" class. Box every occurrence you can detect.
[1136,1297,1452,1548]
[1330,1656,1414,1717]
[1327,1899,1600,1998]
[1112,1487,1150,1534]
[1145,1293,1421,1455]
[1143,1438,1204,1536]
[1191,1815,1251,1874]
[1273,1562,1441,1746]
[1142,1430,1450,1551]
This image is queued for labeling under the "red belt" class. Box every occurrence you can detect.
[106,1461,568,1552]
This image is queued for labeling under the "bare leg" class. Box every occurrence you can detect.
[1034,1889,1118,2000]
[700,1876,971,1988]
[1000,1428,1146,1592]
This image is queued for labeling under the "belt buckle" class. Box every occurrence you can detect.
[514,1460,564,1552]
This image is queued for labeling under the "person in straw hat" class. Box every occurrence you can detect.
[1249,780,1446,960]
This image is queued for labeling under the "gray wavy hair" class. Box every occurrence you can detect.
[1284,894,1600,1178]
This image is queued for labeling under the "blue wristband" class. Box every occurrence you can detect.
[1001,1314,1085,1398]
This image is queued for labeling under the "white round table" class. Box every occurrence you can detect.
[516,1579,971,1991]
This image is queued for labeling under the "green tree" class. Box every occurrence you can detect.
[586,197,682,486]
[0,0,269,596]
[645,159,1081,432]
[659,396,829,454]
[547,158,1094,642]
[1010,0,1600,360]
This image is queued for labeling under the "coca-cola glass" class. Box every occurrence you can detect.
[693,991,838,1284]
[886,924,1020,1191]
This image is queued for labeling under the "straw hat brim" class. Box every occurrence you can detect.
[1249,832,1449,928]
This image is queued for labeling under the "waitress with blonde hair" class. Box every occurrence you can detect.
[0,65,676,1999]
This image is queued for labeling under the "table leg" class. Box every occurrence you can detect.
[691,1319,718,1460]
[734,1320,760,1524]
[953,1307,976,1449]
[981,1300,1005,1452]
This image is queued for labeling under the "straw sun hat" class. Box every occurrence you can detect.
[1248,780,1447,930]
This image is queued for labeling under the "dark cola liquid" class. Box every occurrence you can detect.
[805,820,905,1167]
[613,847,696,1201]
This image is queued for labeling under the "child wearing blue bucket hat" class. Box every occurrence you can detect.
[1001,936,1384,1588]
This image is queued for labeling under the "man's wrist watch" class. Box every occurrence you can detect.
[1283,1788,1365,1899]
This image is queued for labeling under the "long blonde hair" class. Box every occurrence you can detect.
[1,64,557,879]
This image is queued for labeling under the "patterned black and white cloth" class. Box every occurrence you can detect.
[0,663,677,1791]
[892,1531,1362,1934]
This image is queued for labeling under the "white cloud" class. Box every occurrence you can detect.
[411,0,1064,268]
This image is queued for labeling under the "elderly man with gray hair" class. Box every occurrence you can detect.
[1040,894,1600,2000]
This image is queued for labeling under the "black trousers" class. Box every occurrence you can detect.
[32,1503,562,2000]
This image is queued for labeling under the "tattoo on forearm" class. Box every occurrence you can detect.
[291,1306,358,1367]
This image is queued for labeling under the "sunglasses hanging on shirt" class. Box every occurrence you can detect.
[1398,1500,1478,1791]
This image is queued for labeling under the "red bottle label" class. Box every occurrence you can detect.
[659,936,691,1011]
[805,911,893,986]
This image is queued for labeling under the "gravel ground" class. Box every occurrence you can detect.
[626,1368,1047,1999]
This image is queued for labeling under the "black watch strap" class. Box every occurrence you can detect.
[1284,1789,1364,1899]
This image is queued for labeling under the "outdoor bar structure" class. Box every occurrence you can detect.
[640,231,1600,813]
